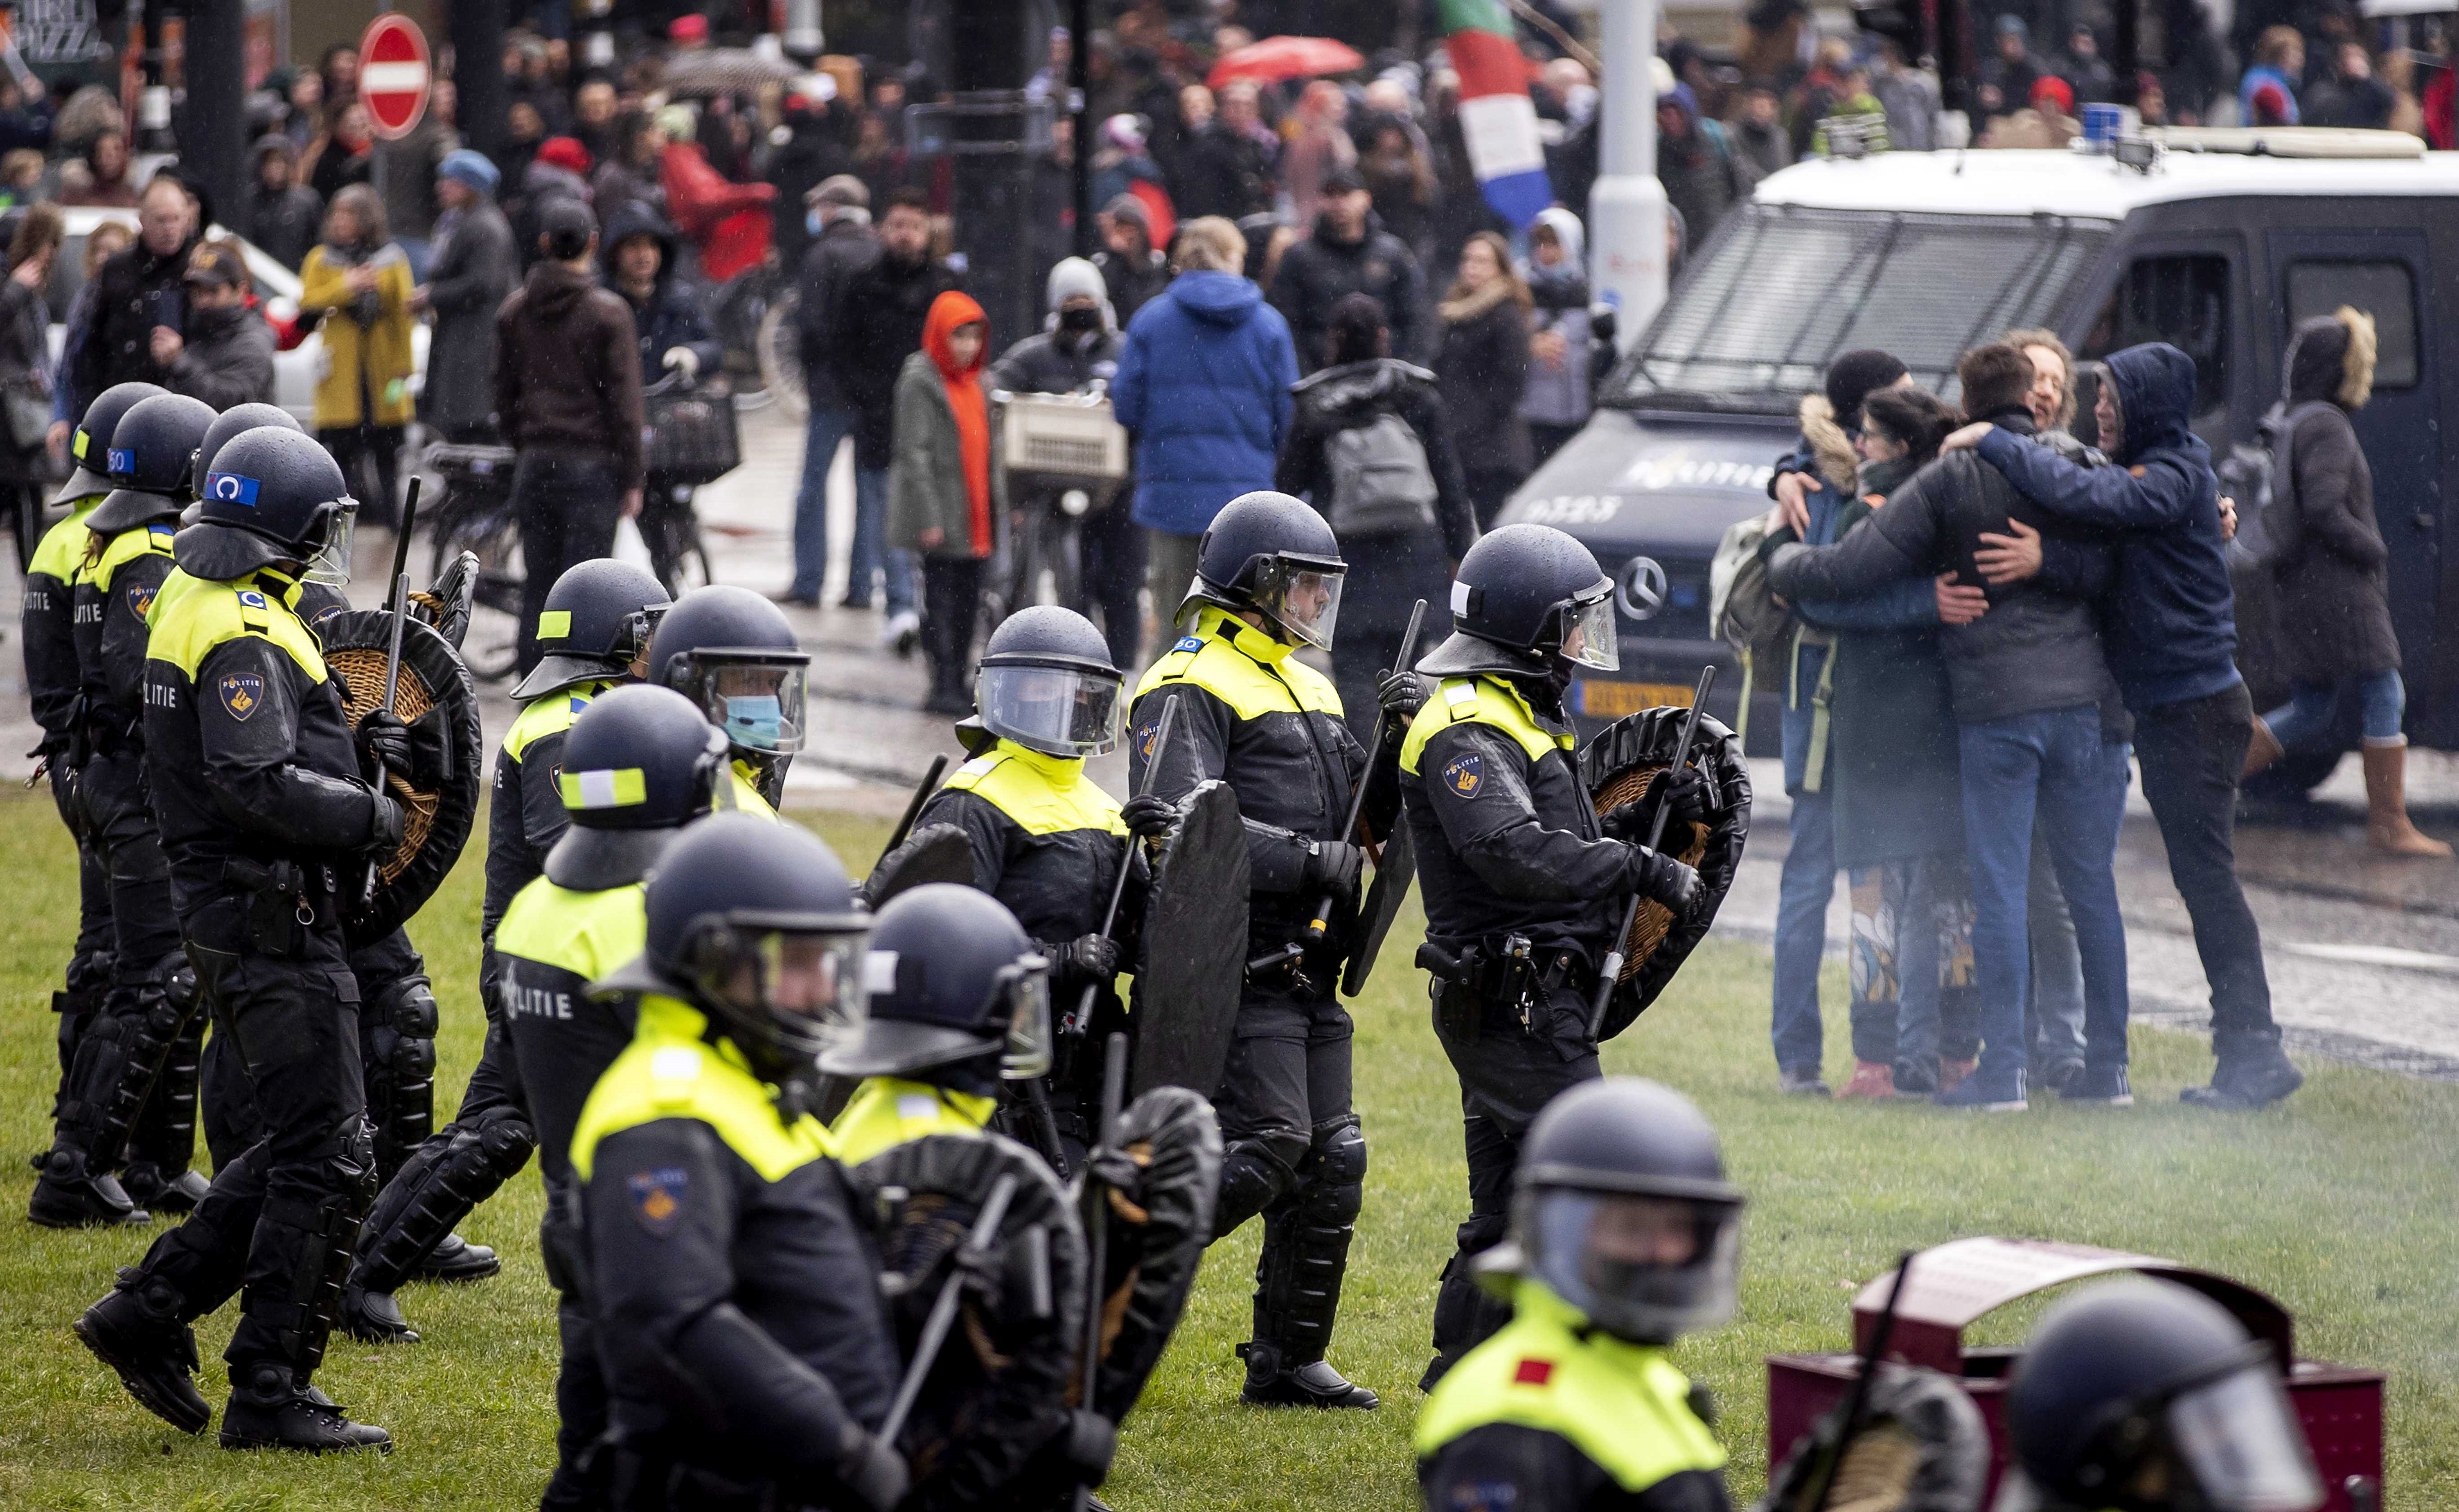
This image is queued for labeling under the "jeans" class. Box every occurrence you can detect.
[513,453,623,674]
[2027,826,2086,1065]
[2134,682,2276,1038]
[1772,785,1835,1075]
[2266,668,2406,749]
[1957,707,2131,1086]
[846,467,915,613]
[788,406,852,600]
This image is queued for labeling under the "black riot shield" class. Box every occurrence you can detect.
[848,1132,1087,1507]
[1083,1085,1222,1424]
[1577,705,1751,1040]
[1340,821,1416,999]
[862,822,976,909]
[325,608,485,946]
[1129,780,1247,1099]
[416,550,481,651]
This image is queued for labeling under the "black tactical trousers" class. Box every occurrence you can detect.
[1424,977,1601,1389]
[540,1178,610,1511]
[135,884,372,1380]
[45,759,115,1125]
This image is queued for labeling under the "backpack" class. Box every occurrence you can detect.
[1708,510,1797,748]
[1327,411,1440,536]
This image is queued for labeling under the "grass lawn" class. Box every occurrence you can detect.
[0,794,2453,1510]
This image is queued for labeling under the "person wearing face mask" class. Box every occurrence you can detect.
[1398,526,1709,1387]
[890,290,1000,716]
[1416,1077,1742,1512]
[647,584,815,817]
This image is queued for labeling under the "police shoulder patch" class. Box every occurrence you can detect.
[627,1167,690,1235]
[217,672,265,721]
[1171,635,1203,653]
[126,582,156,621]
[1442,751,1484,798]
[1136,719,1164,760]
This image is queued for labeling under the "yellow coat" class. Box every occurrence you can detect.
[299,245,417,429]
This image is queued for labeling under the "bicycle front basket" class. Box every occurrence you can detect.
[645,378,743,486]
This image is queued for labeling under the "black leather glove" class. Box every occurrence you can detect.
[1628,847,1701,917]
[1304,839,1366,900]
[1601,765,1713,844]
[1060,1408,1118,1488]
[357,709,416,784]
[368,790,406,850]
[1375,669,1428,725]
[1120,792,1176,838]
[1049,933,1120,980]
[831,1424,910,1512]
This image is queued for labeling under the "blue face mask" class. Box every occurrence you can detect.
[806,208,826,237]
[723,694,785,749]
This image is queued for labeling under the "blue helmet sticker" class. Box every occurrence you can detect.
[107,448,135,475]
[203,471,262,506]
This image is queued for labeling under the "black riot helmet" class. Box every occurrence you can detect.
[512,559,675,701]
[55,381,167,505]
[2000,1281,2323,1512]
[973,605,1123,758]
[818,883,1053,1094]
[190,403,303,501]
[175,426,359,586]
[1508,1077,1744,1345]
[87,393,219,533]
[1183,489,1347,650]
[543,684,731,891]
[1419,523,1619,681]
[648,585,812,768]
[595,812,872,1088]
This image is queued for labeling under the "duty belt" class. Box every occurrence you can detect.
[1416,935,1594,1034]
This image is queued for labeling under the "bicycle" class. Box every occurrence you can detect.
[985,384,1128,632]
[422,442,524,683]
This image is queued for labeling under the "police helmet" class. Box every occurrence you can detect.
[542,685,731,892]
[973,606,1123,758]
[2000,1281,2323,1512]
[54,382,167,505]
[1183,490,1347,651]
[818,883,1053,1091]
[511,559,675,701]
[595,812,871,1087]
[648,585,812,762]
[1508,1077,1743,1345]
[175,427,359,586]
[87,393,218,534]
[1419,524,1619,681]
[190,403,302,502]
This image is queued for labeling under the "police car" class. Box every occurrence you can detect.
[1509,129,2459,785]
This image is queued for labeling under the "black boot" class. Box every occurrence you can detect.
[74,1267,212,1433]
[340,1284,420,1344]
[2182,1029,2305,1109]
[1238,1341,1380,1409]
[1238,1119,1375,1410]
[122,1164,211,1214]
[413,1231,502,1282]
[30,1145,150,1228]
[219,1362,391,1453]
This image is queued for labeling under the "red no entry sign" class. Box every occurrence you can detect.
[358,13,431,141]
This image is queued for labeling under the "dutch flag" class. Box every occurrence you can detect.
[1442,0,1554,229]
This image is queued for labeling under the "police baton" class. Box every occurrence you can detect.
[879,753,952,861]
[1248,596,1425,977]
[1070,1031,1131,1512]
[878,1170,1023,1446]
[1069,696,1179,1036]
[363,478,422,907]
[1586,664,1715,1039]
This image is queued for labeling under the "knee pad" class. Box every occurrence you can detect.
[375,972,441,1039]
[1212,1138,1301,1240]
[1307,1114,1366,1186]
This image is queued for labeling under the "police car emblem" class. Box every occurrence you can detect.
[1443,751,1483,798]
[628,1168,689,1235]
[218,673,264,721]
[127,583,155,620]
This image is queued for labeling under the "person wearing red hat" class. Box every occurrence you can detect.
[668,13,709,49]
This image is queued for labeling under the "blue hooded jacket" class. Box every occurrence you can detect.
[1974,341,2240,711]
[1111,270,1298,536]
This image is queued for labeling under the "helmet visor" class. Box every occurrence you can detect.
[2166,1363,2325,1512]
[998,957,1055,1079]
[691,658,810,754]
[1255,557,1346,651]
[303,503,359,587]
[975,664,1123,758]
[619,603,672,675]
[706,924,871,1049]
[1528,1188,1740,1342]
[1563,588,1620,671]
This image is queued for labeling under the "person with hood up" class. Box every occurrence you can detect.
[601,201,721,590]
[1111,215,1300,623]
[1435,231,1535,530]
[1275,291,1476,742]
[1273,164,1428,371]
[889,290,999,716]
[1657,84,1751,244]
[158,242,275,410]
[1092,193,1170,323]
[991,257,1146,670]
[1518,209,1593,468]
[1943,340,2305,1110]
[2243,308,2448,859]
[247,136,324,274]
[415,150,516,443]
[299,184,415,528]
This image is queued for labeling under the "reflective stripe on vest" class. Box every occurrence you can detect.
[945,739,1127,838]
[1132,603,1343,720]
[830,1076,997,1168]
[504,681,613,762]
[1399,676,1574,776]
[569,992,835,1182]
[144,567,328,683]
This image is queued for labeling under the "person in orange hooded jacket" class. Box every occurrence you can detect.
[888,289,997,715]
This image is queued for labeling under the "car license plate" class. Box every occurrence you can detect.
[1576,680,1695,719]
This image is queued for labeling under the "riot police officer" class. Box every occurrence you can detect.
[334,559,676,1344]
[909,606,1167,1159]
[1127,489,1392,1410]
[31,392,216,1226]
[22,381,162,1204]
[572,813,907,1510]
[490,684,726,1506]
[1400,524,1708,1387]
[189,404,302,503]
[1416,1077,1741,1512]
[74,425,399,1451]
[648,583,813,816]
[825,882,1055,1166]
[2002,1281,2326,1512]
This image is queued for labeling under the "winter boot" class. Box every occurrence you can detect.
[219,1363,390,1453]
[2182,1030,2305,1109]
[2363,741,2452,858]
[74,1267,212,1434]
[1838,1060,1896,1100]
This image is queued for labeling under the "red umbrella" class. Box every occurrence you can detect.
[1207,35,1366,89]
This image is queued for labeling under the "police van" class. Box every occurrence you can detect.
[1510,129,2459,787]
